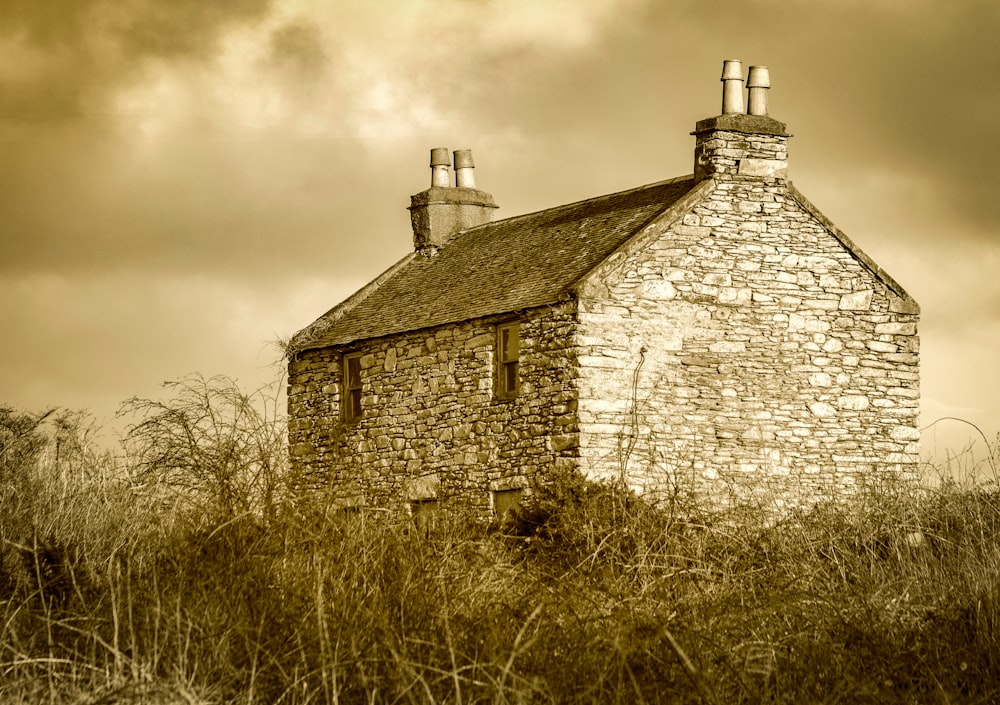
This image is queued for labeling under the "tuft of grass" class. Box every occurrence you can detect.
[2,396,1000,703]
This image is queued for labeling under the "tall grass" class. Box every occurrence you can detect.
[2,388,999,703]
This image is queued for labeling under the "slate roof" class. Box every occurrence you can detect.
[292,176,697,352]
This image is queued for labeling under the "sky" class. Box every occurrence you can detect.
[2,0,999,473]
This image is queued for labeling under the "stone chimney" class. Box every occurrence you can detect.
[693,60,790,183]
[409,148,498,254]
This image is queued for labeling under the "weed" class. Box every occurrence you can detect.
[2,395,999,703]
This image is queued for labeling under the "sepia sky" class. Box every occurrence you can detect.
[2,0,999,463]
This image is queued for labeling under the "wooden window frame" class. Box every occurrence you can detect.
[342,352,363,422]
[492,488,524,522]
[496,322,520,400]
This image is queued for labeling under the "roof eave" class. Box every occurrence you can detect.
[288,251,418,355]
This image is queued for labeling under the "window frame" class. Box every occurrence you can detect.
[492,488,524,522]
[410,498,440,533]
[342,351,363,422]
[495,322,520,400]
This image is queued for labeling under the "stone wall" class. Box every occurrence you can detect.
[289,118,920,514]
[287,302,579,513]
[575,165,920,508]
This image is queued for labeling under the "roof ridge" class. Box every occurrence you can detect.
[460,174,695,234]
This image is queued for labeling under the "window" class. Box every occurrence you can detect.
[410,498,439,533]
[343,352,363,422]
[492,488,524,522]
[496,323,520,399]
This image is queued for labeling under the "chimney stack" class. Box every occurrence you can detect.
[409,147,497,254]
[692,59,790,183]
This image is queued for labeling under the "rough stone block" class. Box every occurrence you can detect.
[805,318,831,333]
[837,395,870,411]
[550,433,580,452]
[808,372,832,387]
[738,158,788,178]
[809,402,836,417]
[642,280,677,300]
[466,333,492,349]
[884,353,919,365]
[874,322,917,336]
[709,341,746,353]
[718,287,752,305]
[674,224,711,237]
[889,426,920,441]
[889,296,920,314]
[839,290,873,311]
[799,298,839,312]
[867,341,898,353]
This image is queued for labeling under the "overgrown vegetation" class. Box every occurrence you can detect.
[2,379,999,703]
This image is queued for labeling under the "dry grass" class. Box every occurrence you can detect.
[2,390,1000,704]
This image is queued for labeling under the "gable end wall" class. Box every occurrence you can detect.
[575,177,920,509]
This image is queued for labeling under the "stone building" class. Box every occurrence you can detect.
[287,61,920,516]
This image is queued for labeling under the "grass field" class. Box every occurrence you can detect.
[2,379,999,704]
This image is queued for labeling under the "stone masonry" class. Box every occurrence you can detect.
[287,62,920,515]
[288,303,579,512]
[574,124,920,506]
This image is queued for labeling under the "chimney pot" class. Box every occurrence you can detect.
[453,149,476,188]
[429,147,451,188]
[720,59,745,115]
[747,66,771,116]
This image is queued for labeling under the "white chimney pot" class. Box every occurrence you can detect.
[720,59,745,115]
[430,147,451,188]
[453,149,476,188]
[747,66,771,116]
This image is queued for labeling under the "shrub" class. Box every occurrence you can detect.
[120,374,286,522]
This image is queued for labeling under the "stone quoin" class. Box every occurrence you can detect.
[286,60,920,517]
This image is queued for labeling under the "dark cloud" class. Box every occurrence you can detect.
[0,0,273,121]
[480,0,1000,234]
[112,0,273,60]
[797,2,1000,230]
[268,20,328,78]
[0,127,381,278]
[0,0,93,46]
[0,0,352,281]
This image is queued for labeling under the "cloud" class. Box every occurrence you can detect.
[0,269,310,420]
[2,0,999,449]
[0,0,651,282]
[0,0,274,121]
[267,20,328,79]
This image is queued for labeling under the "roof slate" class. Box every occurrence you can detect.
[293,176,696,351]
